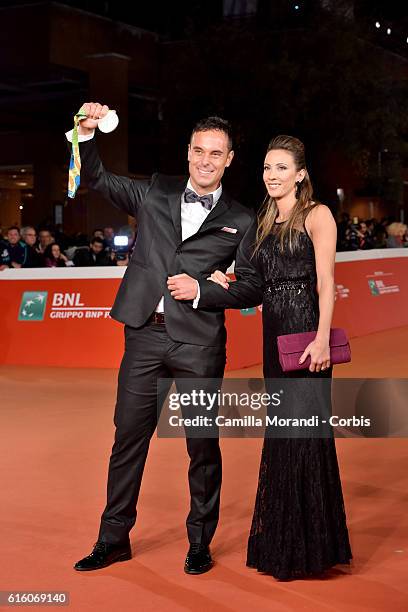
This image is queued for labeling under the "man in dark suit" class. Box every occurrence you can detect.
[68,102,263,574]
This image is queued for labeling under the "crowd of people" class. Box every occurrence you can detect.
[0,225,135,270]
[337,214,408,251]
[0,214,406,270]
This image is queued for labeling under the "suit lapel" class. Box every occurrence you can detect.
[169,182,233,241]
[167,179,186,240]
[195,191,232,234]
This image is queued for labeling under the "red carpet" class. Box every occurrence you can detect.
[1,326,407,611]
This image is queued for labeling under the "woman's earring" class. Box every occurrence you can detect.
[295,181,302,199]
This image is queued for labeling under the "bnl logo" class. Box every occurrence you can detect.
[368,280,380,296]
[18,292,48,321]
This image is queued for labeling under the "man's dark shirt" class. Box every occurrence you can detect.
[22,244,44,268]
[73,247,115,267]
[0,240,28,267]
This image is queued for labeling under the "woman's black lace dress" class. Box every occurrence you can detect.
[246,217,352,580]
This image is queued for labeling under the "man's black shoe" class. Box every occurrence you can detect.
[74,541,131,571]
[184,543,213,575]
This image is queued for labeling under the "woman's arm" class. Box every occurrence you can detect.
[197,218,264,309]
[299,204,337,372]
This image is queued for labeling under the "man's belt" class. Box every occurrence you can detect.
[147,312,165,325]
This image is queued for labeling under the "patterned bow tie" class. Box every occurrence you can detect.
[184,188,214,211]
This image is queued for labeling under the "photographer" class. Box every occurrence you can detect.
[73,236,116,266]
[348,221,374,250]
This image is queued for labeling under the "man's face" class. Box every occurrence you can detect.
[188,130,234,195]
[104,227,114,239]
[39,231,52,247]
[7,229,20,245]
[91,241,104,255]
[23,229,37,246]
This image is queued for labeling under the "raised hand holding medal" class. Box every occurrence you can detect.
[67,102,119,198]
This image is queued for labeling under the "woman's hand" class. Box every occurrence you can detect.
[299,339,331,373]
[207,270,230,290]
[60,254,68,262]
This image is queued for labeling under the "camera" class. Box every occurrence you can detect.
[113,235,129,261]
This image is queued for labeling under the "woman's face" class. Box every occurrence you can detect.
[263,149,305,200]
[51,244,60,258]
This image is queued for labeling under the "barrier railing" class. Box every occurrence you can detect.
[1,249,407,369]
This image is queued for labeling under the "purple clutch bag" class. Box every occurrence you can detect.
[277,328,351,372]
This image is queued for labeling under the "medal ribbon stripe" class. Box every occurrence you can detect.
[68,105,88,199]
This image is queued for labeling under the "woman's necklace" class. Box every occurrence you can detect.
[275,215,289,223]
[276,208,293,222]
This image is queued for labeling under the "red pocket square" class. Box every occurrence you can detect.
[221,226,238,234]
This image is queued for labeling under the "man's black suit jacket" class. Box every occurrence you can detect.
[78,137,263,346]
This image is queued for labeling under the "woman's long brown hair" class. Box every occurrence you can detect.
[254,135,315,254]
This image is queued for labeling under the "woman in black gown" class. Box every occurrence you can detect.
[208,135,352,580]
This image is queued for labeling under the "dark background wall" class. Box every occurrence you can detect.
[0,1,407,233]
